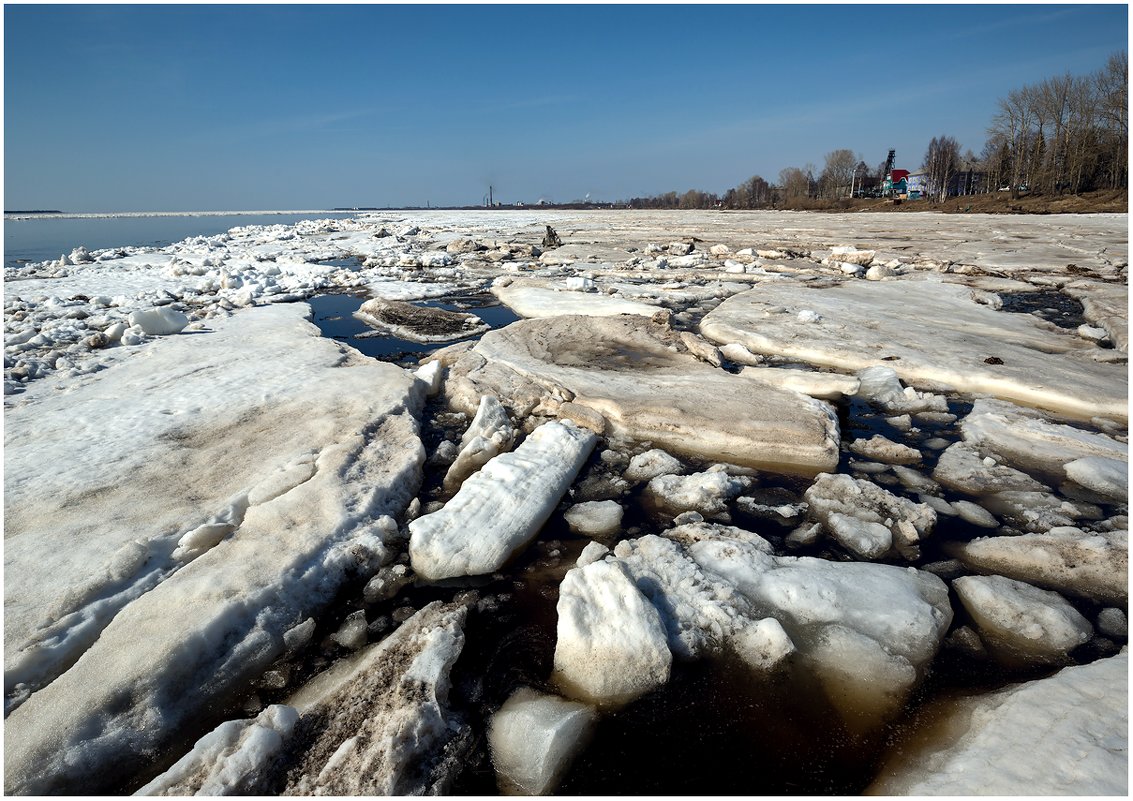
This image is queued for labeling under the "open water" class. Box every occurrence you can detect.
[3,212,354,268]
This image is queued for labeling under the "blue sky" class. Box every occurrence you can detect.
[4,3,1128,211]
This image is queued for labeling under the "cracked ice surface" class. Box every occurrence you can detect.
[700,280,1127,422]
[445,314,841,476]
[4,303,427,794]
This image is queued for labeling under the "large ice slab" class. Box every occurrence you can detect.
[4,304,427,794]
[868,650,1128,795]
[700,280,1126,422]
[409,419,597,580]
[960,397,1127,486]
[953,575,1093,665]
[446,314,840,476]
[950,527,1128,605]
[492,277,659,317]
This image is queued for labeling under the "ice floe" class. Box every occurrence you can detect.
[4,304,426,793]
[953,574,1093,665]
[700,281,1127,422]
[445,314,840,475]
[553,558,673,708]
[950,527,1128,605]
[869,650,1127,795]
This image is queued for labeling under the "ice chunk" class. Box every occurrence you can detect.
[953,575,1092,665]
[804,473,936,560]
[951,528,1127,605]
[127,306,190,336]
[869,651,1128,795]
[740,366,860,400]
[848,434,922,465]
[414,359,444,396]
[552,559,672,707]
[488,687,597,795]
[1097,607,1127,639]
[691,538,952,731]
[932,441,1048,495]
[564,500,623,539]
[410,420,597,580]
[443,394,515,491]
[575,541,610,568]
[1064,456,1128,501]
[644,470,750,519]
[961,398,1127,483]
[275,601,468,795]
[624,448,685,483]
[613,534,793,670]
[136,704,299,796]
[952,500,999,529]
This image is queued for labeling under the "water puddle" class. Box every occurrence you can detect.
[308,291,520,363]
[997,290,1087,329]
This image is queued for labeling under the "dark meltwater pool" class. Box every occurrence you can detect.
[307,292,521,362]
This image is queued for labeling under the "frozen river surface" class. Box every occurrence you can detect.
[3,210,1127,795]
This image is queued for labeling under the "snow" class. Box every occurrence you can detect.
[950,527,1128,605]
[869,650,1128,795]
[488,687,597,795]
[553,558,672,708]
[409,420,597,580]
[447,314,840,476]
[4,304,427,794]
[953,575,1093,665]
[700,281,1127,422]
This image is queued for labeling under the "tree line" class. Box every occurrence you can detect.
[624,51,1126,209]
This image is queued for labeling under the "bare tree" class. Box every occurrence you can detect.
[819,149,856,199]
[778,167,810,202]
[924,136,961,201]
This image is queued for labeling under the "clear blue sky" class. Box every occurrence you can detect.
[4,3,1128,211]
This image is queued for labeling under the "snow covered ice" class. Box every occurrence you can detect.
[3,208,1127,795]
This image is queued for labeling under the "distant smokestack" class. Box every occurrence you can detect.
[489,185,493,207]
